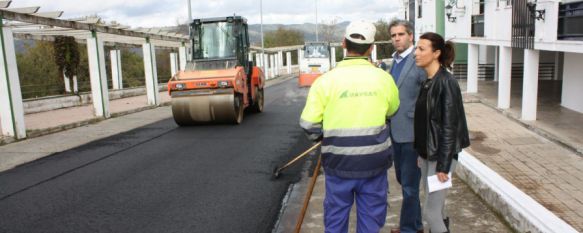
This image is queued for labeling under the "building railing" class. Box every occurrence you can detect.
[558,1,583,41]
[511,0,535,49]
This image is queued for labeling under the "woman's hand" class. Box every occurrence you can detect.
[436,172,449,183]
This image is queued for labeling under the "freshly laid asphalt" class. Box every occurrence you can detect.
[0,78,316,233]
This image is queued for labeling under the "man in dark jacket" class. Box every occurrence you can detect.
[387,20,426,233]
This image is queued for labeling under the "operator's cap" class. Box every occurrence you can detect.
[344,20,376,44]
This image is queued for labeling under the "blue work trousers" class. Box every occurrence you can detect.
[392,142,422,233]
[324,172,388,233]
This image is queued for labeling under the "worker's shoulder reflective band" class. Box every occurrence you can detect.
[323,125,386,137]
[321,137,392,156]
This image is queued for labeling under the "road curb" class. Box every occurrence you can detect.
[456,150,578,233]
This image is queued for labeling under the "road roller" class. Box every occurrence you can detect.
[167,16,265,125]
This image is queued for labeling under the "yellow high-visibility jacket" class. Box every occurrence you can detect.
[300,57,400,178]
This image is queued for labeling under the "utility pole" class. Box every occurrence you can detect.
[260,0,265,55]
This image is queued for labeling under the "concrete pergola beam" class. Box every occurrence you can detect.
[6,6,39,14]
[0,1,11,8]
[32,11,63,18]
[0,9,187,43]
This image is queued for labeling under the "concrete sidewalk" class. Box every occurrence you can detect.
[275,101,583,233]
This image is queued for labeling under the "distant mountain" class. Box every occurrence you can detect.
[247,21,349,45]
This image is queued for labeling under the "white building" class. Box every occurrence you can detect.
[401,0,583,120]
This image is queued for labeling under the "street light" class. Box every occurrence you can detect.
[315,0,319,42]
[260,0,265,54]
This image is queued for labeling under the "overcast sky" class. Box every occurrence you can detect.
[12,0,402,28]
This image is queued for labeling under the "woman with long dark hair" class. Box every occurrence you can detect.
[413,32,470,233]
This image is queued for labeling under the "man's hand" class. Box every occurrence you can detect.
[437,172,449,183]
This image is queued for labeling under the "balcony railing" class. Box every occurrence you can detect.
[558,1,583,40]
[511,0,535,49]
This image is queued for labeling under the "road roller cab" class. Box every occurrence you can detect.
[167,16,265,125]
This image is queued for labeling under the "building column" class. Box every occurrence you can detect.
[286,52,292,74]
[297,48,302,67]
[343,48,347,58]
[521,49,540,121]
[497,46,512,109]
[255,53,261,68]
[269,54,275,79]
[331,47,336,68]
[143,39,160,106]
[179,45,187,71]
[467,44,479,93]
[86,31,110,118]
[170,52,178,78]
[494,46,499,82]
[371,44,377,62]
[110,50,123,90]
[0,26,26,139]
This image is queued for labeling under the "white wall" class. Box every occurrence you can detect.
[415,0,437,41]
[561,52,583,113]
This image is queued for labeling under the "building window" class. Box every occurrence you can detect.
[418,0,422,18]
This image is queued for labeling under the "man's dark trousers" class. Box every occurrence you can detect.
[392,142,422,233]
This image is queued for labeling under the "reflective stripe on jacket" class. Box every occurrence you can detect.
[300,58,400,178]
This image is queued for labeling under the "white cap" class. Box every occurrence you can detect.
[344,20,376,44]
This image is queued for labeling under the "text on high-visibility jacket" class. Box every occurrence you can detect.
[300,57,400,179]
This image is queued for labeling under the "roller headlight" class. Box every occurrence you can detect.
[175,83,185,90]
[218,81,229,87]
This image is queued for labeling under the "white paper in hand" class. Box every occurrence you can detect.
[427,173,452,193]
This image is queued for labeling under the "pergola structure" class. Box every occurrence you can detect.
[0,1,190,140]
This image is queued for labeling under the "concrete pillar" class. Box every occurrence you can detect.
[179,45,187,71]
[286,52,292,74]
[111,50,123,90]
[371,44,378,62]
[170,52,178,78]
[73,76,78,93]
[269,54,277,78]
[263,53,269,79]
[521,49,540,121]
[497,46,512,109]
[255,53,262,68]
[278,51,283,75]
[143,40,160,106]
[87,31,110,118]
[343,48,347,58]
[64,72,71,93]
[467,44,479,93]
[0,27,26,139]
[494,46,499,82]
[331,47,336,68]
[562,52,583,113]
[297,49,302,66]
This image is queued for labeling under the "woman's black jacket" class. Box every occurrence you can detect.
[418,67,470,173]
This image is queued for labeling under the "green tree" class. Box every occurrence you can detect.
[374,19,395,60]
[17,41,62,99]
[264,27,304,48]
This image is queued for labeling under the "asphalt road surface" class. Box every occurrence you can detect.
[0,78,315,233]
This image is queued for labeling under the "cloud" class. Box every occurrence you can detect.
[10,0,401,28]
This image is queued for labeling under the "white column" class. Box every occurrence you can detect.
[110,50,123,90]
[297,49,302,66]
[170,52,178,77]
[0,27,26,139]
[270,54,275,78]
[497,46,512,109]
[371,44,378,62]
[521,49,540,121]
[494,46,499,82]
[64,72,71,93]
[87,32,110,118]
[143,41,160,106]
[467,44,479,93]
[286,52,292,74]
[179,45,187,71]
[73,76,78,93]
[343,48,347,58]
[331,47,336,68]
[263,53,269,79]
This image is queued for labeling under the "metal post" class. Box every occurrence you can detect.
[260,0,265,55]
[315,0,319,42]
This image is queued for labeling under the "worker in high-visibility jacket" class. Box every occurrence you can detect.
[300,20,400,233]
